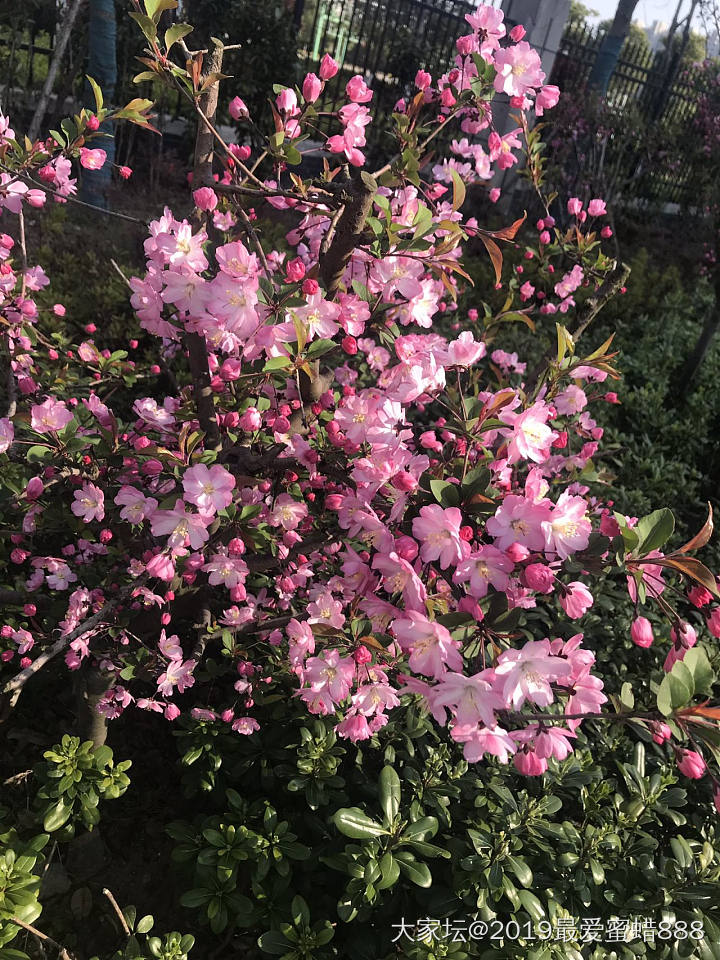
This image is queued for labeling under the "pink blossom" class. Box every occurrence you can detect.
[31,398,74,433]
[676,749,706,779]
[71,482,105,522]
[500,401,556,464]
[588,198,607,217]
[115,486,158,525]
[559,581,593,619]
[193,187,217,211]
[79,148,107,170]
[229,96,249,119]
[631,616,653,648]
[302,73,322,103]
[182,464,235,516]
[303,649,355,701]
[412,504,465,569]
[391,611,462,680]
[432,672,500,727]
[453,545,513,598]
[270,494,308,530]
[150,500,210,552]
[493,42,545,98]
[542,491,591,560]
[535,84,560,116]
[319,53,339,81]
[447,331,486,366]
[494,639,572,709]
[346,75,373,103]
[157,659,196,696]
[0,417,14,452]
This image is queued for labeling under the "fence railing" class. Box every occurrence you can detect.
[549,23,704,206]
[297,0,503,158]
[0,2,710,207]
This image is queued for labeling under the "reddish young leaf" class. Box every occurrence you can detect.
[677,502,714,554]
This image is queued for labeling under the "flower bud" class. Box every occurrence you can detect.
[631,616,653,648]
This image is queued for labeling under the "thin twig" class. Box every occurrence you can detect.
[103,888,131,935]
[11,917,76,959]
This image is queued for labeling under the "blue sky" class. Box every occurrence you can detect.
[589,0,696,26]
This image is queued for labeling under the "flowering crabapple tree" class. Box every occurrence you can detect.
[2,0,720,838]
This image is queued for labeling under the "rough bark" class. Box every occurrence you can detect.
[74,662,108,747]
[319,172,377,299]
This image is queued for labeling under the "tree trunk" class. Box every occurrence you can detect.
[587,0,640,94]
[74,662,108,747]
[27,0,85,142]
[678,283,720,397]
[81,0,117,209]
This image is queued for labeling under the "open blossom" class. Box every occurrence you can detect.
[203,553,248,589]
[542,491,591,560]
[115,486,158,525]
[302,649,355,702]
[270,494,308,530]
[391,612,462,680]
[71,482,105,522]
[150,500,210,552]
[79,147,107,170]
[494,639,572,709]
[500,401,556,464]
[432,672,500,727]
[465,4,506,59]
[453,545,513,598]
[493,41,545,97]
[31,397,74,433]
[157,659,196,696]
[412,504,465,569]
[182,464,235,516]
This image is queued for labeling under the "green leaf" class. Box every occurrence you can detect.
[636,508,675,554]
[43,800,72,832]
[378,766,401,825]
[290,895,310,928]
[263,355,292,372]
[657,661,695,717]
[180,888,212,908]
[620,681,635,710]
[377,853,400,890]
[518,890,546,921]
[332,808,388,840]
[86,75,103,113]
[257,930,290,955]
[401,816,438,842]
[129,11,158,42]
[429,479,460,507]
[395,853,432,887]
[144,0,178,20]
[683,646,715,695]
[136,915,154,934]
[307,339,336,359]
[165,22,193,52]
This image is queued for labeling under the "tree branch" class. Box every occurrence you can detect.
[319,173,377,299]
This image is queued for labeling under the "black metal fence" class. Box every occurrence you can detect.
[297,0,502,156]
[0,1,710,206]
[549,24,704,206]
